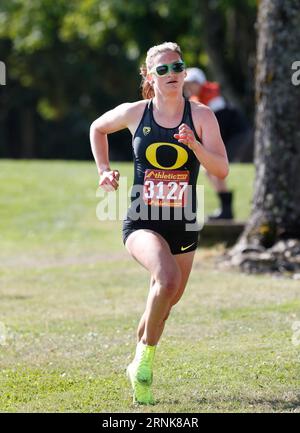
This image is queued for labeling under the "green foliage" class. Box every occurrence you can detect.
[0,0,256,158]
[0,0,69,52]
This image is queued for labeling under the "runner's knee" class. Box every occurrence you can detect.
[155,265,181,298]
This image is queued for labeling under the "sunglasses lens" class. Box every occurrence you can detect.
[153,62,185,76]
[172,62,185,73]
[156,65,169,76]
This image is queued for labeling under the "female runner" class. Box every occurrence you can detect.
[90,42,228,405]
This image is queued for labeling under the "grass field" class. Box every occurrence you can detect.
[0,160,299,413]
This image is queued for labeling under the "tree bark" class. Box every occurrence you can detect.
[221,0,300,275]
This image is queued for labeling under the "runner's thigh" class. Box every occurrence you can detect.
[125,229,181,283]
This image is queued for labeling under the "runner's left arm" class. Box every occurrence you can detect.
[174,105,229,179]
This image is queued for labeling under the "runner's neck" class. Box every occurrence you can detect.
[152,95,185,122]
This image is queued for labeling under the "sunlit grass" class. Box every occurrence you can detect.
[1,160,299,413]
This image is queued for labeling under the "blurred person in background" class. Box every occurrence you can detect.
[184,68,252,220]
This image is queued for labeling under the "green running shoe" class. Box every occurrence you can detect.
[126,362,155,405]
[126,341,157,404]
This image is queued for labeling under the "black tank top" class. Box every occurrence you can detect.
[126,98,201,227]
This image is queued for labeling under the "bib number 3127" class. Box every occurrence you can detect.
[143,169,190,207]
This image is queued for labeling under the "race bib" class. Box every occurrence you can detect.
[143,169,190,207]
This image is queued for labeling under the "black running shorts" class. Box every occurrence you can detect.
[122,219,199,255]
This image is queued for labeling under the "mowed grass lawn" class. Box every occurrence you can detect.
[0,160,299,413]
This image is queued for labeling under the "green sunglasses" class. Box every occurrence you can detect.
[150,61,186,77]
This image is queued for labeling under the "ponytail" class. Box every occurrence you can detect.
[141,80,155,99]
[140,64,154,100]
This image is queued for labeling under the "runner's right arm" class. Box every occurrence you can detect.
[90,102,146,190]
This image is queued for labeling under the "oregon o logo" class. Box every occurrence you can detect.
[145,142,188,170]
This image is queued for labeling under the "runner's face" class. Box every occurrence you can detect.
[148,51,186,95]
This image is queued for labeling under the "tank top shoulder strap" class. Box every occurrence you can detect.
[133,100,151,138]
[184,99,201,142]
[184,98,192,123]
[182,97,189,121]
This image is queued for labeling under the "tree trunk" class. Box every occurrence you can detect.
[21,107,35,158]
[221,0,300,275]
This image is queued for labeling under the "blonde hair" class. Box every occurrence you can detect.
[140,42,183,99]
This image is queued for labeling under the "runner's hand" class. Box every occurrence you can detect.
[174,123,199,151]
[99,169,120,192]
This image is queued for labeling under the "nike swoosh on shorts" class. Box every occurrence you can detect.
[181,242,196,252]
